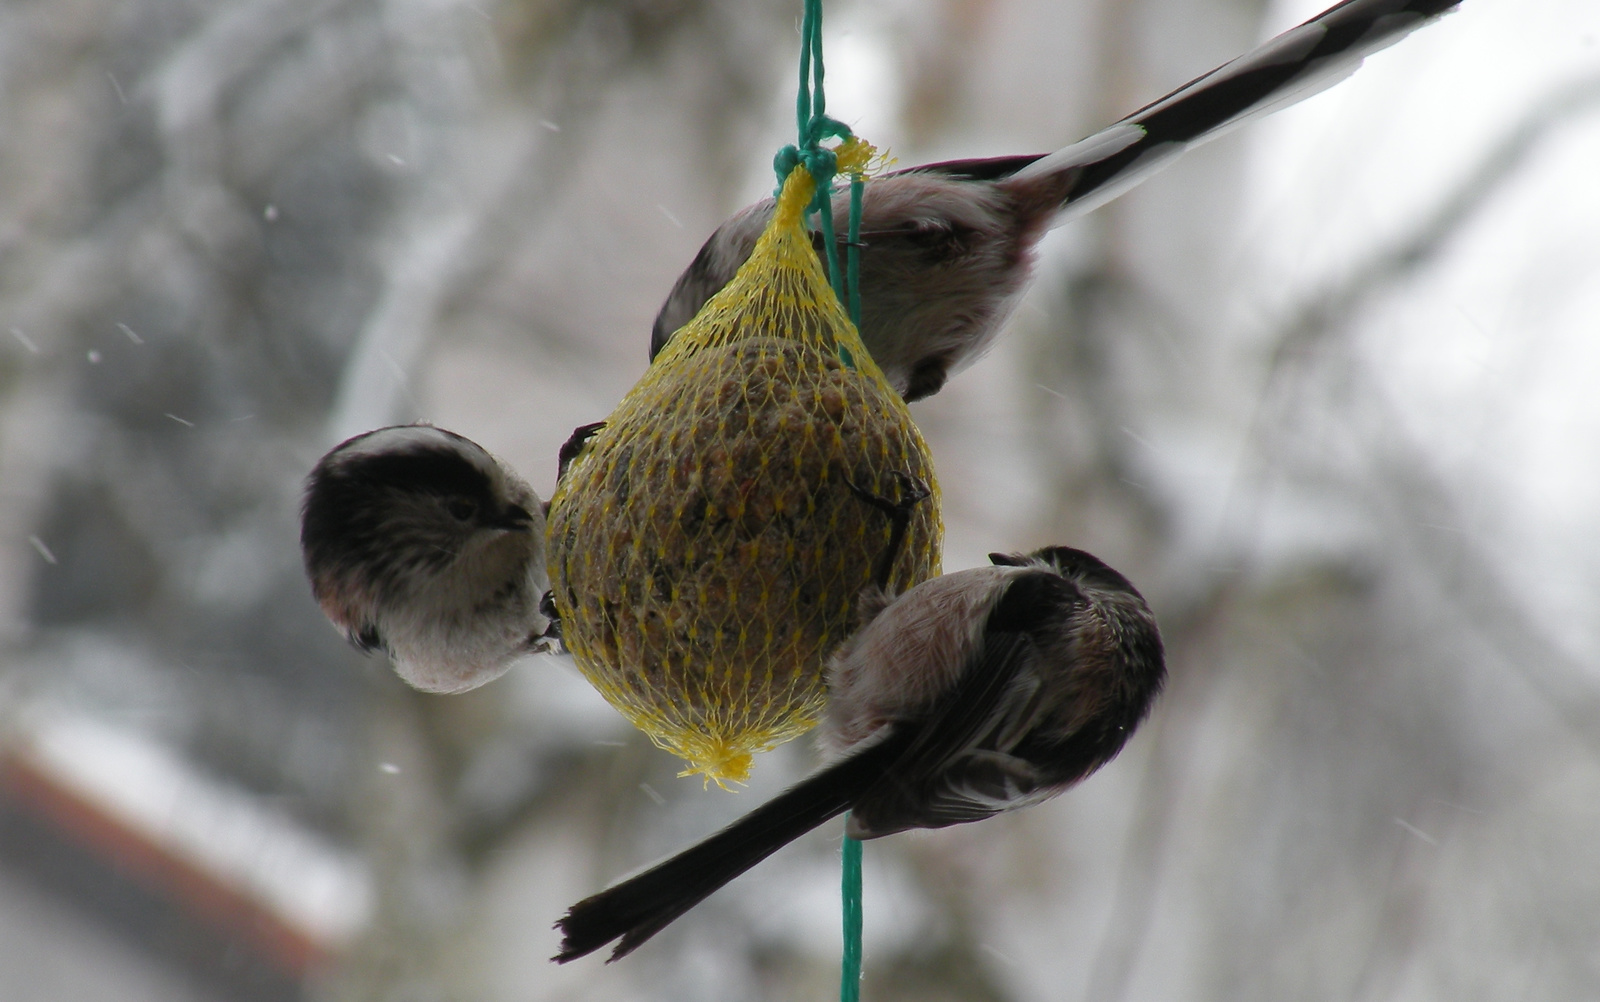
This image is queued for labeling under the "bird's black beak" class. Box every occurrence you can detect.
[486,504,536,532]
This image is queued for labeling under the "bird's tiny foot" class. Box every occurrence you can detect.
[558,422,607,481]
[845,471,931,590]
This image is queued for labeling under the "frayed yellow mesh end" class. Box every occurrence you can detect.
[547,164,942,785]
[833,137,878,176]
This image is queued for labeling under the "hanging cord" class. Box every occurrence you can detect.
[772,0,870,327]
[773,4,871,997]
[840,818,864,1002]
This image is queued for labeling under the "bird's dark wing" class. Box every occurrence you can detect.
[850,572,1083,836]
[887,153,1049,182]
[848,632,1044,836]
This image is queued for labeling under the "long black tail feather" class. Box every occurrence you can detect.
[1038,0,1461,219]
[554,734,908,963]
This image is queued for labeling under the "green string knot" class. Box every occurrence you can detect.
[772,0,869,365]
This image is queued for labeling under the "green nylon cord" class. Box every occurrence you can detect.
[779,4,869,998]
[777,0,861,314]
[841,821,864,1002]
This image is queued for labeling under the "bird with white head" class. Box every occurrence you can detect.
[300,425,556,694]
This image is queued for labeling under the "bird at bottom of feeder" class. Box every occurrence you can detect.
[554,528,1165,963]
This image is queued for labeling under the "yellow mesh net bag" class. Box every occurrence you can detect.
[545,152,942,784]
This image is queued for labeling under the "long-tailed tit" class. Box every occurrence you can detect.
[555,544,1165,963]
[653,0,1459,401]
[300,425,555,694]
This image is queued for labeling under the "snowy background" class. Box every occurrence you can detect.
[0,0,1597,999]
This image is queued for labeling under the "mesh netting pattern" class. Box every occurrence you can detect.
[546,167,942,783]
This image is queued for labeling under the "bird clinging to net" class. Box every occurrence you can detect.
[653,0,1462,403]
[554,544,1165,963]
[301,425,555,694]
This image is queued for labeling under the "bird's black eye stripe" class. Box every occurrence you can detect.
[303,445,499,569]
[338,447,497,510]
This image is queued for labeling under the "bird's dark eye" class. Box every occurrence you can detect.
[447,498,477,521]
